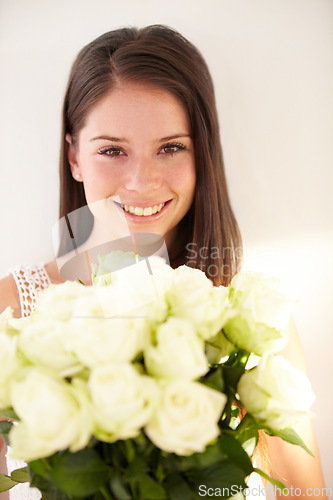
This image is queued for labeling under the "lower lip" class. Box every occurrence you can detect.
[116,201,171,223]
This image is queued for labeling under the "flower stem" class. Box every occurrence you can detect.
[237,350,250,369]
[225,349,249,369]
[99,486,114,500]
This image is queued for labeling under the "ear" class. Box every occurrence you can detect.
[66,133,82,181]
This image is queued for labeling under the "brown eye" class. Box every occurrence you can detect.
[98,147,125,157]
[159,142,186,155]
[162,145,178,154]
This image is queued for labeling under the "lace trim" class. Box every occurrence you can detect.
[5,266,49,500]
[9,264,51,318]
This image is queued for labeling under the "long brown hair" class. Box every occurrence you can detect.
[59,25,242,285]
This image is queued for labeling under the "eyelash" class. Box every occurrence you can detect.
[159,142,187,156]
[98,146,125,158]
[97,142,187,158]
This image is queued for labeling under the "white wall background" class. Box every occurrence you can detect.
[0,0,332,487]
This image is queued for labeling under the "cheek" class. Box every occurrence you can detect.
[82,165,119,200]
[174,160,196,202]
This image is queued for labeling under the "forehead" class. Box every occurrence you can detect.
[80,83,191,139]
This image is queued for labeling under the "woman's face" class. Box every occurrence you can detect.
[67,83,196,247]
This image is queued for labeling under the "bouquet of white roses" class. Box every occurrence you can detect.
[0,253,315,499]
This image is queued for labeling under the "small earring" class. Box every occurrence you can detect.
[75,174,81,180]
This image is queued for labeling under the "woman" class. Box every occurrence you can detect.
[0,25,326,498]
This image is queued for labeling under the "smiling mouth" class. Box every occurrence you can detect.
[119,202,167,217]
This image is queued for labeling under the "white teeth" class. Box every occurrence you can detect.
[121,203,165,216]
[143,207,153,216]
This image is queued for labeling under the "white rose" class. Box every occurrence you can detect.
[0,307,31,335]
[71,286,107,318]
[0,333,21,409]
[67,312,147,368]
[91,251,138,287]
[145,317,208,380]
[88,363,157,441]
[18,319,82,377]
[237,355,315,430]
[110,256,171,321]
[37,280,91,321]
[145,380,226,455]
[93,283,167,326]
[167,266,229,340]
[9,369,92,461]
[0,306,13,328]
[93,254,172,323]
[224,272,292,355]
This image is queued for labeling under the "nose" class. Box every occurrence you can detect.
[125,155,163,192]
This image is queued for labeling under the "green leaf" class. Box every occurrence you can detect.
[28,462,70,500]
[253,468,286,491]
[186,460,247,496]
[126,456,149,480]
[264,427,314,457]
[39,488,71,500]
[29,457,52,479]
[163,442,225,472]
[11,466,30,483]
[0,474,18,493]
[218,434,254,476]
[30,476,70,500]
[0,409,18,421]
[234,413,259,456]
[0,420,13,445]
[49,448,110,496]
[29,460,71,500]
[109,472,132,500]
[201,366,224,392]
[164,472,197,500]
[137,474,167,499]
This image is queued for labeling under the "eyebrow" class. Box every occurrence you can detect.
[89,135,128,143]
[158,134,192,142]
[89,134,191,143]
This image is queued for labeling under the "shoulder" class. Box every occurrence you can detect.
[44,260,67,285]
[0,273,21,318]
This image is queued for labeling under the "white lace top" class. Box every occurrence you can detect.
[10,264,51,318]
[5,264,51,500]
